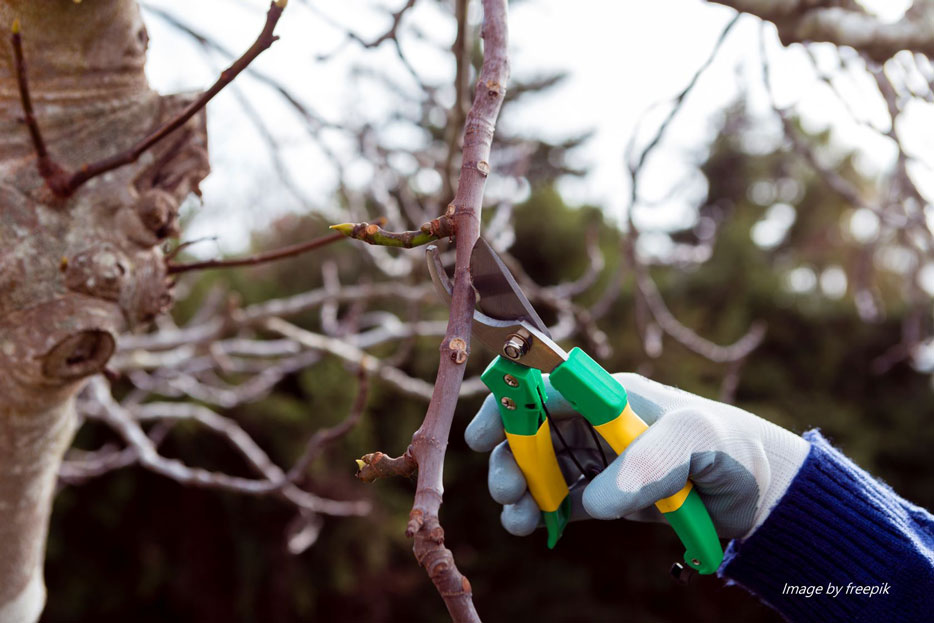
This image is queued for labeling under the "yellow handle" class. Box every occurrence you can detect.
[593,404,692,514]
[505,419,570,513]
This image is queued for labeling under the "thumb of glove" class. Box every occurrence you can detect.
[580,406,804,539]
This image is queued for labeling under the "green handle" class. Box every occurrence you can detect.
[550,348,724,574]
[480,357,571,548]
[665,488,723,574]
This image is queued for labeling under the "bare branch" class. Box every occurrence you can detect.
[626,13,741,201]
[83,377,369,518]
[14,1,287,197]
[355,449,417,483]
[443,0,472,199]
[9,20,68,195]
[167,230,345,274]
[117,282,436,353]
[633,257,767,363]
[712,0,934,62]
[403,2,509,619]
[307,0,419,61]
[287,368,369,482]
[544,226,606,299]
[331,211,454,248]
[263,317,437,400]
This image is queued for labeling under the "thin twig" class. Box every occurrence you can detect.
[165,236,219,261]
[287,368,369,481]
[306,0,418,61]
[14,1,287,198]
[626,14,740,203]
[632,254,767,363]
[442,0,471,200]
[331,211,454,248]
[10,20,69,194]
[83,377,368,517]
[263,317,437,400]
[167,230,344,274]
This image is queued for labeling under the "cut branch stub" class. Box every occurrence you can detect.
[354,450,417,482]
[42,330,115,381]
[136,189,180,241]
[448,337,468,364]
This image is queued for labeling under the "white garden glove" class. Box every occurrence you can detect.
[465,373,811,540]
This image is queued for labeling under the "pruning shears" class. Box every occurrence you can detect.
[427,237,723,576]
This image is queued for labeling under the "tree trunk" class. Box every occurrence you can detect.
[0,1,208,619]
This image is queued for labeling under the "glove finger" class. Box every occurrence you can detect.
[569,477,661,523]
[488,442,527,505]
[582,409,703,520]
[465,393,506,452]
[501,492,540,537]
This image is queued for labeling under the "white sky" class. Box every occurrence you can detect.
[140,0,933,255]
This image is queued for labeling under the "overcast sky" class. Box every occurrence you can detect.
[140,0,932,255]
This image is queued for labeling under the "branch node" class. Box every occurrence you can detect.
[448,337,469,364]
[406,508,425,538]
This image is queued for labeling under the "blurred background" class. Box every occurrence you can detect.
[44,0,934,621]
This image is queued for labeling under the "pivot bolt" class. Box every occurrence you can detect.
[500,397,516,410]
[503,334,529,360]
[503,374,519,388]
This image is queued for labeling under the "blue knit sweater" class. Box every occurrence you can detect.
[719,431,934,622]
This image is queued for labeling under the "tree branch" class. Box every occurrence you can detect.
[13,1,287,198]
[355,450,417,482]
[712,0,934,62]
[167,229,345,274]
[331,210,455,248]
[405,2,508,620]
[287,368,369,482]
[9,20,69,195]
[443,0,472,200]
[83,377,368,517]
[263,317,437,400]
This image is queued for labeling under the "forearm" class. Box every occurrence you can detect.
[719,431,934,623]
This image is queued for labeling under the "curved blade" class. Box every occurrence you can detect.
[425,245,452,307]
[470,237,550,337]
[425,244,566,371]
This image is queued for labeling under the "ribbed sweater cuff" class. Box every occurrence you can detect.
[719,430,934,623]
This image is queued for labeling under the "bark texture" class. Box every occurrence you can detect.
[712,0,934,62]
[404,1,508,620]
[0,1,208,619]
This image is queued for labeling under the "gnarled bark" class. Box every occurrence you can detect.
[0,1,208,618]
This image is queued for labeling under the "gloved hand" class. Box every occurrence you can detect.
[465,373,811,540]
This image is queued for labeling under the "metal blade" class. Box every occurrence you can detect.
[425,244,567,371]
[470,237,550,337]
